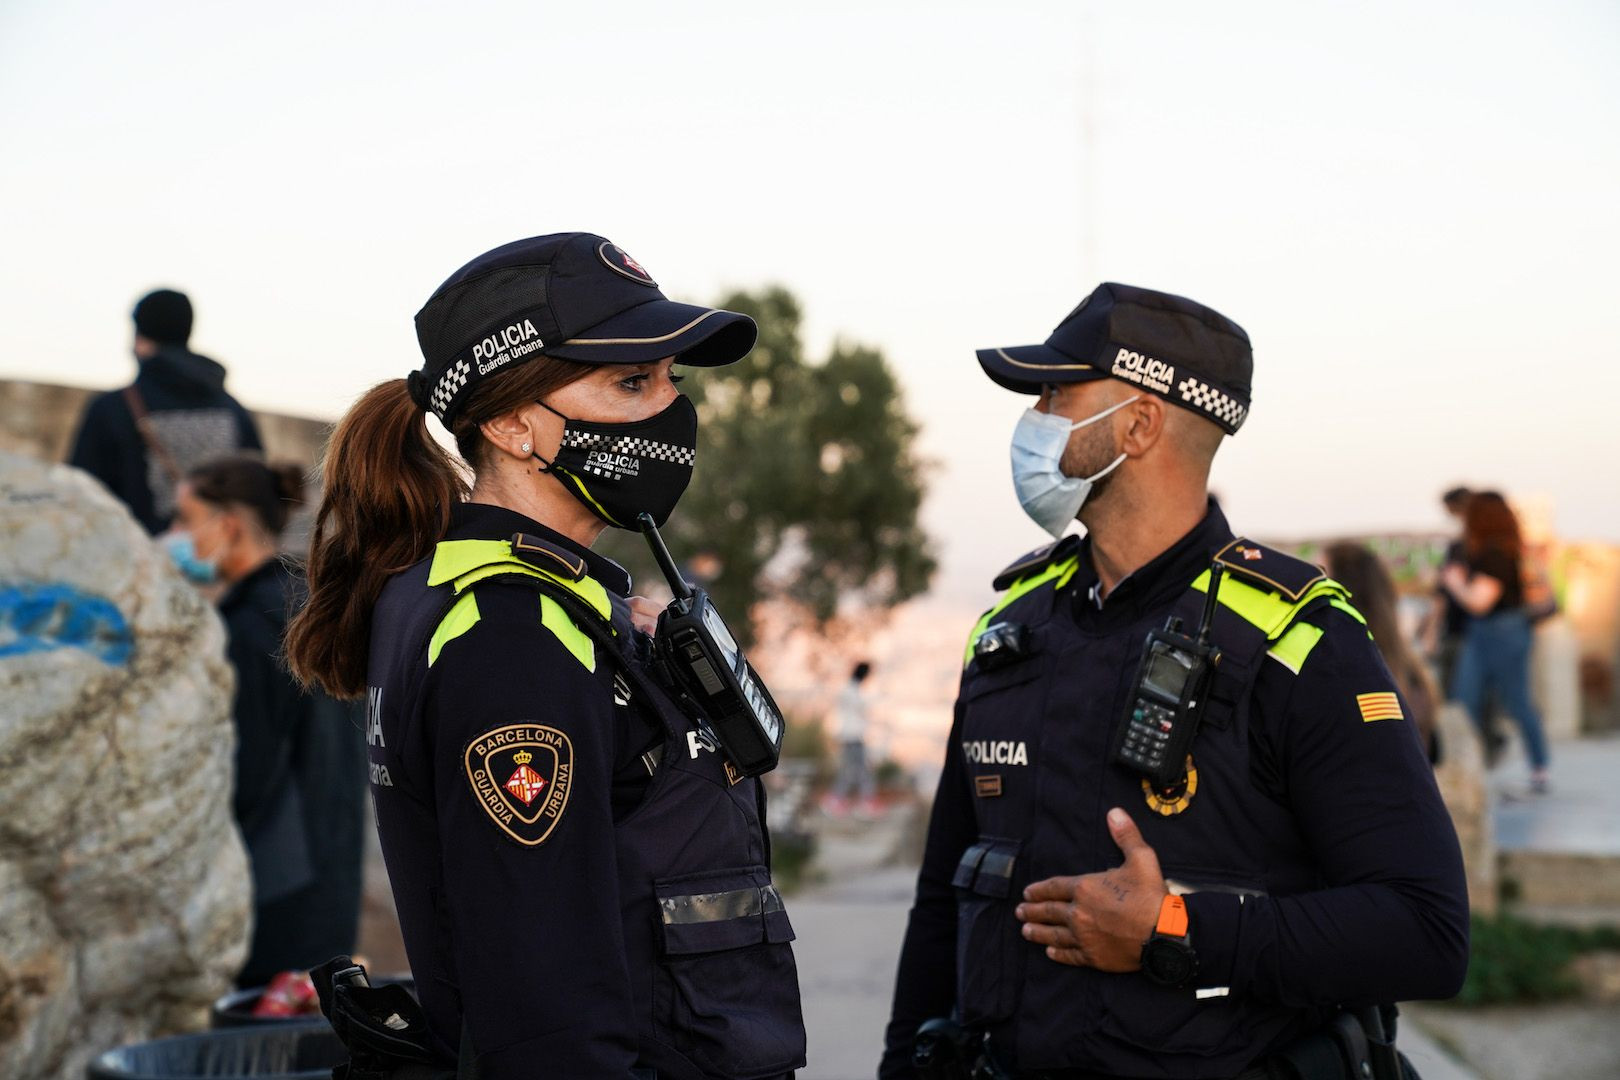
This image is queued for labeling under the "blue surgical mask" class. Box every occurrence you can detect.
[1010,395,1139,538]
[163,532,219,585]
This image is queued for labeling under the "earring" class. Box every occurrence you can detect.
[520,442,532,454]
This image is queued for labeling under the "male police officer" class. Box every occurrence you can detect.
[880,284,1469,1079]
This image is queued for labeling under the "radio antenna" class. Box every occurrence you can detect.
[1197,561,1224,646]
[637,513,693,601]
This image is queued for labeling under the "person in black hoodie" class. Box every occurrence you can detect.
[172,454,367,986]
[69,288,263,534]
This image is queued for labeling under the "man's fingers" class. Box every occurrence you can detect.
[1020,921,1077,949]
[1107,807,1154,863]
[1015,900,1074,927]
[1023,876,1082,902]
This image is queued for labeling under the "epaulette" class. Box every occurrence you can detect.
[511,533,588,582]
[1210,538,1325,602]
[992,534,1082,592]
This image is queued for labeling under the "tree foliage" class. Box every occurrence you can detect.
[596,286,935,644]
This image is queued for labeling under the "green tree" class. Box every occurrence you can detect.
[597,285,935,644]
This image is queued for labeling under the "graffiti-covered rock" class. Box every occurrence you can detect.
[0,451,249,1080]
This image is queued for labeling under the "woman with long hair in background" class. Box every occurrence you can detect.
[1440,491,1550,793]
[1324,542,1439,763]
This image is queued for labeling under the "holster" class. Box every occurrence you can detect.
[1268,1005,1419,1080]
[310,956,458,1080]
[912,1018,1012,1080]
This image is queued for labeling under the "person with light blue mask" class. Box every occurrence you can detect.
[881,283,1467,1080]
[171,455,368,990]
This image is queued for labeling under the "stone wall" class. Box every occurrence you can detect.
[0,453,252,1080]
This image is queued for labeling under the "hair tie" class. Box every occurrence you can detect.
[406,369,430,410]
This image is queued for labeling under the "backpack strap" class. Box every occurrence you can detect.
[122,384,183,485]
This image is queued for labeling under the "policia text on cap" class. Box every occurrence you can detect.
[880,284,1468,1080]
[286,234,806,1079]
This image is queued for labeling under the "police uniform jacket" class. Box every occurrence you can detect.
[881,503,1469,1078]
[365,502,806,1080]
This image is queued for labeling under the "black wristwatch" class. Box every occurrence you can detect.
[1140,893,1199,988]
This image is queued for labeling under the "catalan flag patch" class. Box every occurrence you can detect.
[1356,692,1404,723]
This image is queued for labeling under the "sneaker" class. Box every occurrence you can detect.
[1529,771,1550,796]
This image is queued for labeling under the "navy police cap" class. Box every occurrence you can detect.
[976,282,1254,434]
[411,232,757,425]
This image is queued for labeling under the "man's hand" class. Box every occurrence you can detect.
[1015,807,1166,970]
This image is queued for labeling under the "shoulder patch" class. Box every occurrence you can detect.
[993,534,1082,591]
[1212,538,1325,602]
[511,533,588,582]
[464,723,575,846]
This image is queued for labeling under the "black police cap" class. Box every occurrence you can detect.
[411,233,757,425]
[976,282,1254,434]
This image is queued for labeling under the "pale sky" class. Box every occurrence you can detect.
[2,0,1617,605]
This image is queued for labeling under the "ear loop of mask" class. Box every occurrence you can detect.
[529,399,569,473]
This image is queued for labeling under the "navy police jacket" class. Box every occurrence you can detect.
[882,503,1468,1078]
[365,502,806,1080]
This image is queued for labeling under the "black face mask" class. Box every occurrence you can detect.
[531,394,699,529]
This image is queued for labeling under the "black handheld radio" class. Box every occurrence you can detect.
[1111,562,1225,790]
[638,513,785,777]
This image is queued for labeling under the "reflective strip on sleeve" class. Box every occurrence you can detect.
[964,556,1081,665]
[428,591,481,667]
[540,593,595,673]
[1266,621,1325,675]
[660,885,785,925]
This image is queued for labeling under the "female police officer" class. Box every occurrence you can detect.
[286,233,806,1079]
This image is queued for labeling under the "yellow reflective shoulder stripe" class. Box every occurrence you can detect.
[424,538,613,674]
[428,591,481,667]
[963,556,1081,665]
[428,539,612,620]
[540,593,595,672]
[1191,571,1350,641]
[1330,597,1368,625]
[428,540,513,585]
[1267,622,1324,675]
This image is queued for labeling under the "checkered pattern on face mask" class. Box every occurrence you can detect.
[560,430,697,466]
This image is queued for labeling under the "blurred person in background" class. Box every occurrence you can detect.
[1325,542,1439,762]
[172,454,366,986]
[69,288,263,534]
[824,659,878,816]
[1423,486,1472,692]
[1441,490,1550,794]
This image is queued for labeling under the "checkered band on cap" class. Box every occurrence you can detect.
[1177,375,1248,432]
[428,359,472,420]
[561,430,697,466]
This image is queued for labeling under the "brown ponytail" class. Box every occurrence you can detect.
[286,357,594,699]
[286,379,461,698]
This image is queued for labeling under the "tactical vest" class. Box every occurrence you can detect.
[953,536,1361,1076]
[366,533,807,1080]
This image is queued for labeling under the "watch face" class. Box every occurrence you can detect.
[1143,938,1198,988]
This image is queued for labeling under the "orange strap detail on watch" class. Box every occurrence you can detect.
[1155,893,1189,939]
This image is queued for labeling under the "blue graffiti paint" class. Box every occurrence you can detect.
[0,583,132,666]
